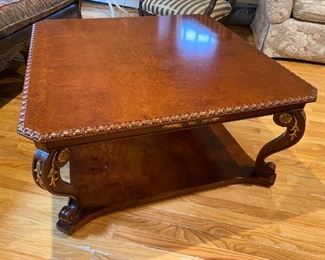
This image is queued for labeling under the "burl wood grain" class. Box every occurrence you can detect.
[69,125,254,208]
[21,15,316,145]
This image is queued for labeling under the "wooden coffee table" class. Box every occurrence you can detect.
[18,16,317,234]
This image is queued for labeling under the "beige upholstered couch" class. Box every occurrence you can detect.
[251,0,325,63]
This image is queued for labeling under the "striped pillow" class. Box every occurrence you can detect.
[142,0,232,20]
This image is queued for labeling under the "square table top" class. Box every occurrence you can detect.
[18,15,317,149]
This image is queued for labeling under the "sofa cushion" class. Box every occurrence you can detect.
[141,0,232,21]
[0,0,75,39]
[293,0,325,24]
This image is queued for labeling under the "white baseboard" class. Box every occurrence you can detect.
[89,0,139,8]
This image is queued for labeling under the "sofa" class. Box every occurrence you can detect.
[0,0,82,72]
[251,0,325,63]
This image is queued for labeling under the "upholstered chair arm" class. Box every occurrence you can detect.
[138,0,145,15]
[74,0,82,17]
[259,0,294,24]
[139,0,228,17]
[139,0,145,10]
[203,0,217,16]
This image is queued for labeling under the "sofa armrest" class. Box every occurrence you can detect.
[260,0,293,24]
[76,0,82,18]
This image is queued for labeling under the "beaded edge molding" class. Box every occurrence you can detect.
[17,26,317,143]
[17,25,37,140]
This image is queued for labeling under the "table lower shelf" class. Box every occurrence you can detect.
[69,124,267,208]
[54,125,270,234]
[30,110,306,234]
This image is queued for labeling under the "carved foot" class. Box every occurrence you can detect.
[32,148,107,234]
[57,201,107,235]
[57,198,83,234]
[32,148,81,231]
[254,110,306,186]
[59,199,80,224]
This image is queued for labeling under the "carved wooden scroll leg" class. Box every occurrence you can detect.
[32,148,81,234]
[254,110,306,186]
